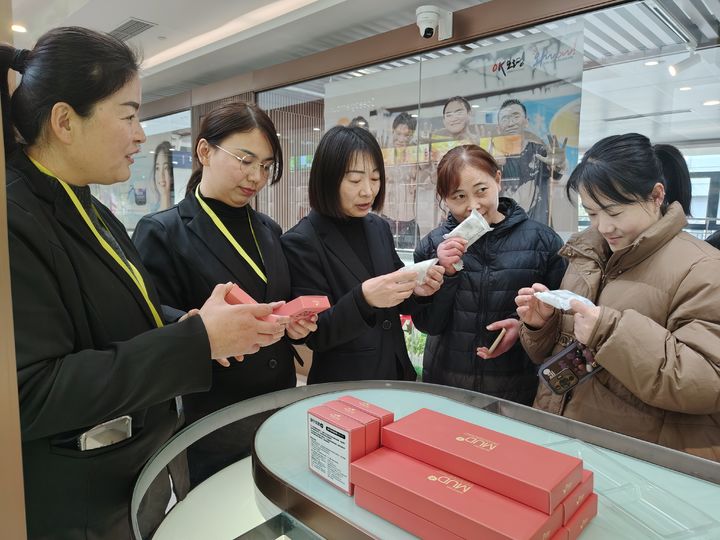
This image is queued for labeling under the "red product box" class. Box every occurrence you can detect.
[381,408,583,514]
[339,395,394,426]
[351,448,562,540]
[355,486,462,540]
[224,284,281,323]
[308,405,366,495]
[560,470,594,525]
[225,284,257,305]
[324,400,380,453]
[272,295,330,320]
[560,493,598,540]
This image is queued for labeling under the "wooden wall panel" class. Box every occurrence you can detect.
[1,0,28,535]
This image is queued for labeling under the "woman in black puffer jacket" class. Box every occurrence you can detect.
[413,145,566,404]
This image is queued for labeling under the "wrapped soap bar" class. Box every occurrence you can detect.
[399,258,438,285]
[442,209,491,270]
[534,290,594,311]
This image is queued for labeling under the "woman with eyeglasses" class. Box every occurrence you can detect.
[133,102,316,484]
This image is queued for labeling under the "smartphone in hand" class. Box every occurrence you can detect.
[486,327,507,355]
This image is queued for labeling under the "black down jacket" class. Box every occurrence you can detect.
[412,198,566,404]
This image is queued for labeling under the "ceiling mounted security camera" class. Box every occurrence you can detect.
[415,5,453,41]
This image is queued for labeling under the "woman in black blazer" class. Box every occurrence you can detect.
[281,126,444,383]
[133,102,316,484]
[2,29,286,539]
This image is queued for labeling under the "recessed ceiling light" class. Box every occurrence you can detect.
[644,60,659,66]
[679,86,692,91]
[471,105,479,108]
[312,127,320,131]
[668,53,700,77]
[11,24,27,33]
[703,100,720,106]
[276,132,281,136]
[411,114,418,118]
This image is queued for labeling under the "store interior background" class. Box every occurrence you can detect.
[10,0,720,247]
[2,0,719,535]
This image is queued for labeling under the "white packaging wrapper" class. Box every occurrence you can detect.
[534,290,595,311]
[399,257,438,285]
[442,209,492,271]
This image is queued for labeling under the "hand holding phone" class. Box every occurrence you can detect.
[476,318,520,360]
[487,328,507,354]
[538,341,603,395]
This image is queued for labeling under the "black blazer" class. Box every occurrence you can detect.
[132,193,296,423]
[281,210,425,383]
[6,152,211,539]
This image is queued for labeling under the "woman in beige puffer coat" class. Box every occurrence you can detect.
[516,133,720,462]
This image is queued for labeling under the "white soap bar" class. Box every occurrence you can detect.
[534,290,595,311]
[442,209,492,270]
[399,258,438,285]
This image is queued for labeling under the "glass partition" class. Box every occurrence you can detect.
[253,0,719,248]
[92,110,192,233]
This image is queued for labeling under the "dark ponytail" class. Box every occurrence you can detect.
[0,44,27,154]
[567,133,692,215]
[186,102,283,196]
[2,27,139,157]
[654,144,691,214]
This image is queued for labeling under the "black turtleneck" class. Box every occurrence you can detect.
[329,216,374,275]
[200,192,266,291]
[328,215,377,324]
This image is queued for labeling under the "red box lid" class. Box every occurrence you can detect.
[273,295,330,319]
[225,284,257,305]
[324,400,380,452]
[561,470,594,525]
[382,408,583,513]
[225,284,282,322]
[339,395,394,426]
[351,448,562,540]
[355,486,463,540]
[565,493,598,540]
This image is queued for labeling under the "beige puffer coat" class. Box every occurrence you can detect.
[520,203,720,461]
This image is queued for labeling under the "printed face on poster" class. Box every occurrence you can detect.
[90,110,192,232]
[323,30,584,242]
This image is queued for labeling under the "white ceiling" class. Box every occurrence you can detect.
[10,0,484,102]
[9,0,720,148]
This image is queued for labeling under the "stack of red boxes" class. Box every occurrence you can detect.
[307,396,394,495]
[307,400,597,539]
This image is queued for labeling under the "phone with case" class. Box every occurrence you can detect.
[538,341,603,395]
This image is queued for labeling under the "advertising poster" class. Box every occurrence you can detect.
[324,30,584,244]
[91,111,192,233]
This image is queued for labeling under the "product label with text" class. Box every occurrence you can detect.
[308,413,350,492]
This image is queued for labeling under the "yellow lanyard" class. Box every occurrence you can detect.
[194,186,267,284]
[28,156,164,328]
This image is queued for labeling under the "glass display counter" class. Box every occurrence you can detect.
[132,382,720,539]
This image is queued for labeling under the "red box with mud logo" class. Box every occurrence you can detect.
[351,447,562,540]
[381,408,583,514]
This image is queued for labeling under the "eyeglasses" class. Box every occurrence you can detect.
[213,144,275,178]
